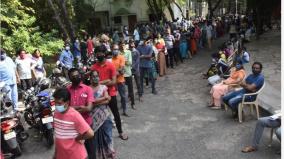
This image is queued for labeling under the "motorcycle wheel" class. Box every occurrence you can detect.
[23,111,34,127]
[11,145,21,157]
[45,129,54,147]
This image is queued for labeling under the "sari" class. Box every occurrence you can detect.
[210,69,246,106]
[91,85,115,159]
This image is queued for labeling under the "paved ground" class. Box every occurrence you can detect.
[17,33,281,159]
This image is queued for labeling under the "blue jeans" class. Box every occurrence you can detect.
[223,89,256,110]
[140,67,156,96]
[117,83,127,113]
[5,84,18,109]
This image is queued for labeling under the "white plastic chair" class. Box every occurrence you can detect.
[237,82,265,123]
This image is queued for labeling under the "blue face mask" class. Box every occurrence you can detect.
[112,50,119,56]
[55,105,66,113]
[0,54,6,61]
[236,64,242,69]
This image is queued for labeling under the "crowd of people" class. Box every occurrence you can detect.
[0,14,280,159]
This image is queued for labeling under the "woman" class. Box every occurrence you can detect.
[90,71,115,159]
[209,63,246,109]
[179,29,188,60]
[155,39,166,76]
[32,49,46,79]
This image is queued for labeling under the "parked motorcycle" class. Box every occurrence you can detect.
[1,106,29,158]
[23,78,55,147]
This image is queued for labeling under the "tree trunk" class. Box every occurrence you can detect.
[58,0,76,43]
[46,0,69,40]
[207,0,222,19]
[173,2,185,19]
[146,0,159,22]
[167,4,175,21]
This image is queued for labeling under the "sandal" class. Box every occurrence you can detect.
[242,146,256,153]
[119,134,129,140]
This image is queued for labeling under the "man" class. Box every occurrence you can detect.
[67,68,95,158]
[223,62,264,117]
[137,38,157,96]
[129,40,142,101]
[0,49,20,109]
[242,113,281,153]
[53,87,94,159]
[91,45,128,140]
[163,29,175,68]
[111,44,129,116]
[59,44,74,78]
[120,41,135,109]
[112,30,120,44]
[123,26,129,43]
[133,26,140,46]
[15,49,35,91]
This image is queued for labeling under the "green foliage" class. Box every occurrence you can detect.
[0,0,64,56]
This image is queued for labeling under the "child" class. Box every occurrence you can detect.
[53,88,94,159]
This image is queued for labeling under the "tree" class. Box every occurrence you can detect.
[1,0,64,56]
[207,0,222,19]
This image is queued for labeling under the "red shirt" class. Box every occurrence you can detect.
[87,39,94,55]
[91,61,117,96]
[67,83,94,125]
[54,107,91,159]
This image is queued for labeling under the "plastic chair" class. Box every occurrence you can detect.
[237,82,265,123]
[224,82,265,123]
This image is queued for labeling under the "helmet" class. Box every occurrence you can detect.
[39,78,51,90]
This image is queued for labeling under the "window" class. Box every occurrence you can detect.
[114,16,122,24]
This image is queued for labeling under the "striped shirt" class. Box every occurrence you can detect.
[54,107,91,159]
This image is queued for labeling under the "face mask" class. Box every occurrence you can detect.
[235,64,242,69]
[92,77,100,84]
[65,46,70,50]
[0,54,6,61]
[112,50,119,56]
[97,55,105,62]
[55,105,66,113]
[70,76,81,86]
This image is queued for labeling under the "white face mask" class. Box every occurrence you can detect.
[65,46,70,50]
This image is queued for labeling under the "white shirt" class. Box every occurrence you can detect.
[15,57,35,79]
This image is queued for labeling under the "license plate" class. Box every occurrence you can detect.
[4,131,16,140]
[42,116,53,124]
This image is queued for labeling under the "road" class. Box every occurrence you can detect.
[17,35,281,159]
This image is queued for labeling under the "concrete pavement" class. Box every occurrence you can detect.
[17,33,281,159]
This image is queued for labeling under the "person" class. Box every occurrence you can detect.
[122,26,129,43]
[129,40,142,101]
[73,38,81,63]
[209,63,246,109]
[89,71,116,159]
[241,114,281,153]
[163,29,175,68]
[137,38,157,96]
[222,62,264,117]
[101,34,111,52]
[155,39,167,76]
[133,26,140,46]
[15,49,35,91]
[87,36,94,57]
[112,30,120,44]
[53,87,94,159]
[31,49,46,80]
[236,46,250,65]
[111,44,129,116]
[59,44,74,78]
[120,42,135,109]
[0,49,20,109]
[205,21,213,49]
[179,29,189,61]
[91,45,128,140]
[66,68,95,158]
[80,37,88,65]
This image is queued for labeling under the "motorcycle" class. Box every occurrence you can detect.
[0,82,13,114]
[23,78,55,147]
[49,67,71,88]
[1,105,29,158]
